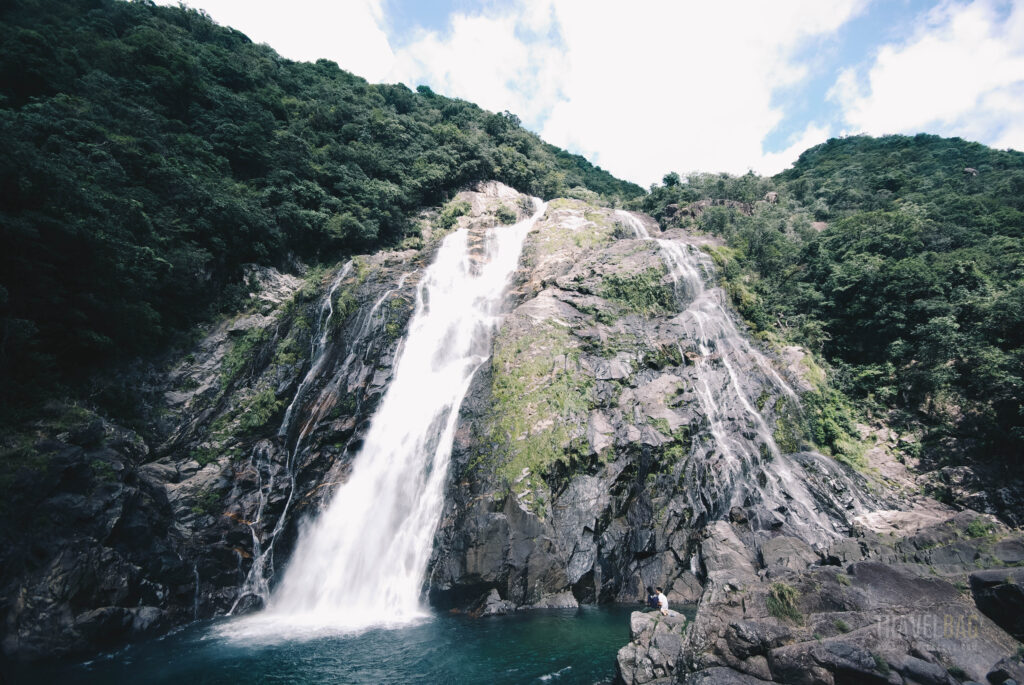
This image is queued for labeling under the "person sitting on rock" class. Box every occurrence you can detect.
[645,585,659,609]
[656,587,669,616]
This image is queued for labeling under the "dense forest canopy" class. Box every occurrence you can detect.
[0,0,642,417]
[1,1,1021,478]
[634,134,1024,471]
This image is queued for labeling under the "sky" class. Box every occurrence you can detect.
[154,0,1024,187]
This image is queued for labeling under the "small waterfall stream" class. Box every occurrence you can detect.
[229,262,353,613]
[615,210,869,544]
[224,201,545,637]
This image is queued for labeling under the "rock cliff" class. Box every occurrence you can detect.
[428,195,881,611]
[2,182,1022,685]
[0,181,538,660]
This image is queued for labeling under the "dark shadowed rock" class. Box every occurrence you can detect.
[1,229,425,660]
[987,656,1024,684]
[994,538,1024,564]
[970,568,1024,640]
[769,639,892,685]
[470,589,516,617]
[889,654,957,685]
[725,620,793,660]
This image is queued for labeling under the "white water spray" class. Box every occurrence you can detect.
[225,201,545,638]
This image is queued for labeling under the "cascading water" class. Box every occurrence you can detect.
[280,261,355,446]
[615,210,872,545]
[225,200,545,637]
[299,271,413,440]
[229,262,353,613]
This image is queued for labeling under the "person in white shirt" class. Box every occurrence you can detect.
[656,586,669,616]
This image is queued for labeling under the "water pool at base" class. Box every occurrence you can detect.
[21,605,696,684]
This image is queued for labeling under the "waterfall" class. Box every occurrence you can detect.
[279,261,354,444]
[193,563,200,621]
[224,200,545,638]
[229,262,353,614]
[615,210,868,543]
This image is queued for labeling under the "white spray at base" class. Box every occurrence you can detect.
[222,200,545,639]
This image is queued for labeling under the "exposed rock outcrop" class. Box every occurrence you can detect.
[970,568,1024,640]
[5,182,1022,680]
[0,416,185,659]
[428,200,883,617]
[0,181,567,661]
[617,610,689,684]
[1,238,425,658]
[663,514,1024,685]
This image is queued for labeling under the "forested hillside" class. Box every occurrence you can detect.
[0,0,642,417]
[2,1,1021,483]
[635,134,1024,473]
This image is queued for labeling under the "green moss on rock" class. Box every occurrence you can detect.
[486,320,594,500]
[435,199,471,230]
[238,387,284,433]
[220,327,271,389]
[600,267,674,317]
[767,581,803,624]
[495,204,517,224]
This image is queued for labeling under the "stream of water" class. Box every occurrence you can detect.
[226,201,546,638]
[615,210,868,545]
[229,261,355,613]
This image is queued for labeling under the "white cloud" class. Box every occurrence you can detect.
[541,2,865,183]
[156,0,396,82]
[759,124,833,174]
[388,8,567,126]
[158,0,867,184]
[829,0,1024,152]
[383,1,864,184]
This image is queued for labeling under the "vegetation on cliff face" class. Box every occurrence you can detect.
[600,268,675,318]
[2,1,1021,507]
[0,0,642,419]
[485,320,594,508]
[635,134,1024,471]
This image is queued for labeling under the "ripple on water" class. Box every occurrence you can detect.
[26,606,657,685]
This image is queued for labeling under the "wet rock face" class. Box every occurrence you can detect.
[428,199,880,612]
[925,463,1024,528]
[6,181,1020,678]
[0,417,189,661]
[0,182,560,661]
[137,249,428,621]
[423,194,1024,685]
